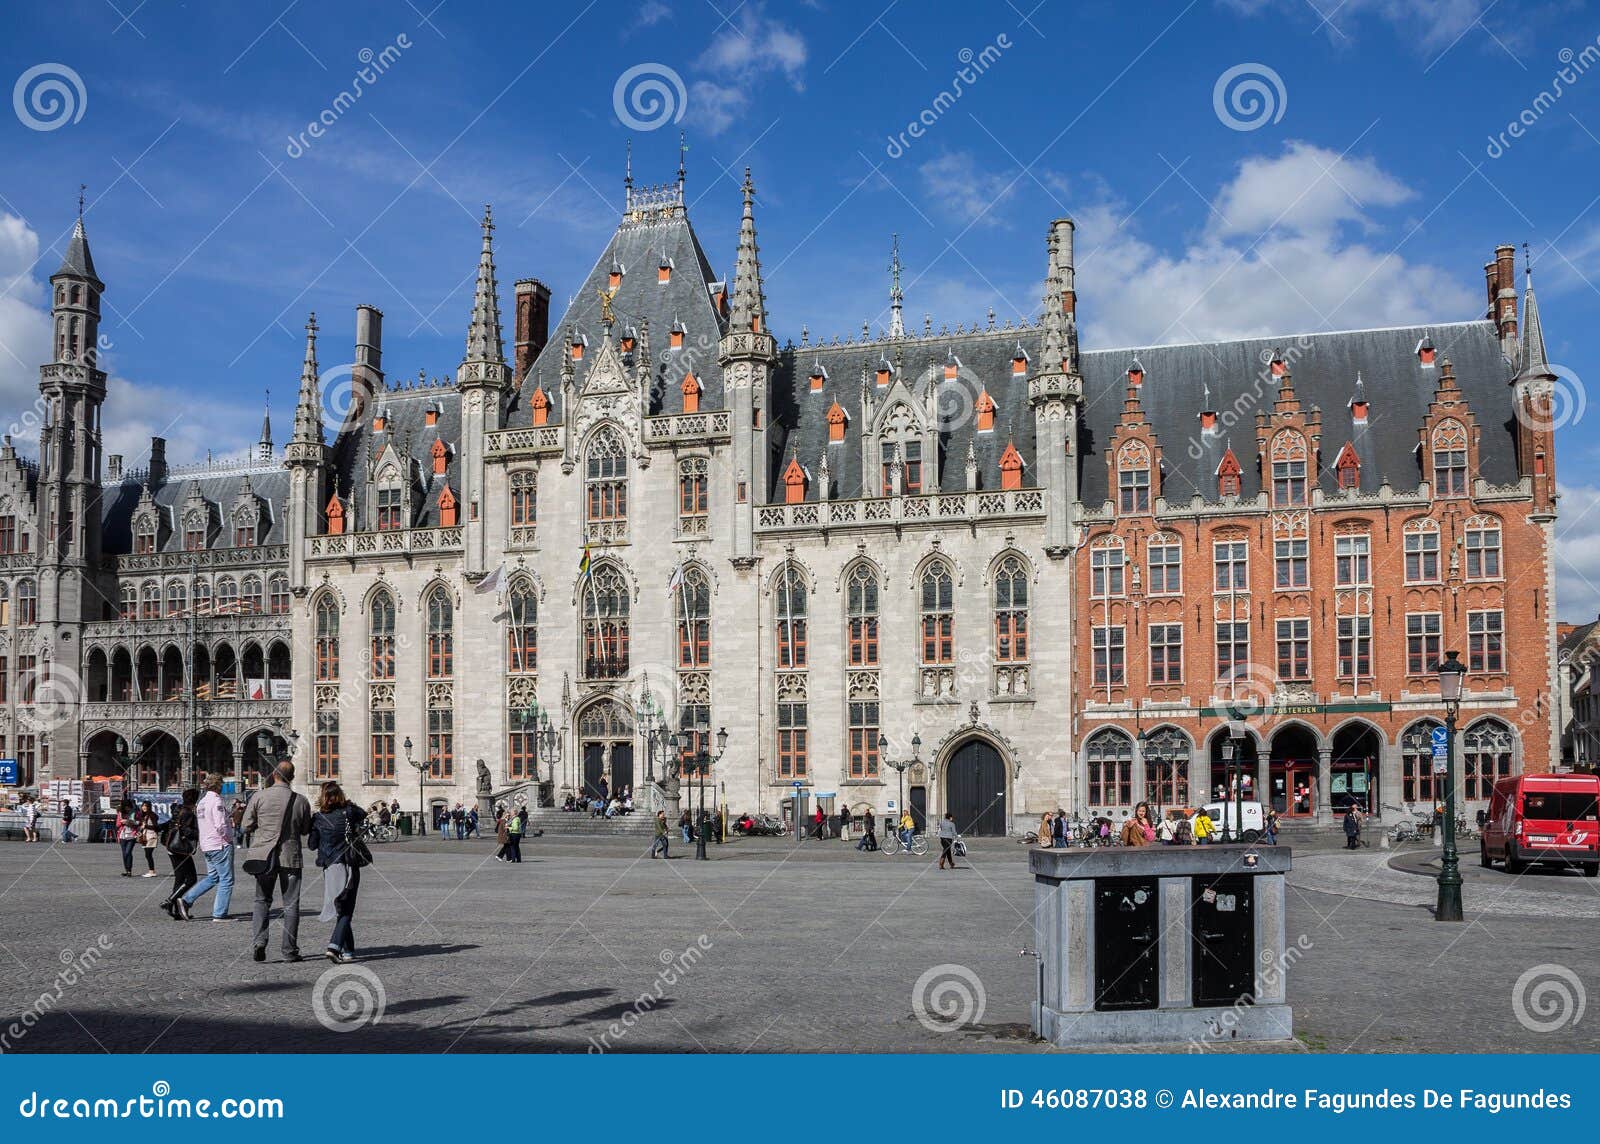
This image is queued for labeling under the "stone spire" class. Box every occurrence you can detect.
[57,215,100,283]
[1039,218,1078,377]
[887,233,905,339]
[463,205,504,366]
[728,168,767,334]
[1517,265,1555,383]
[289,314,324,451]
[258,390,274,462]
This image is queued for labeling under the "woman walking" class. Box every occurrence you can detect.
[937,812,961,869]
[136,801,161,876]
[309,781,367,963]
[159,788,200,918]
[1038,810,1054,848]
[114,798,139,876]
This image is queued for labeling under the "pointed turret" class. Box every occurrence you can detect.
[728,169,767,335]
[1029,218,1081,556]
[57,216,100,284]
[288,315,324,454]
[258,392,274,462]
[887,234,905,339]
[462,205,505,368]
[1510,264,1558,519]
[284,313,328,589]
[1517,268,1555,383]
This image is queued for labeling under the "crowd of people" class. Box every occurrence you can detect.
[560,779,635,818]
[1031,802,1284,848]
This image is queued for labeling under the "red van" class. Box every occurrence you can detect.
[1480,773,1599,876]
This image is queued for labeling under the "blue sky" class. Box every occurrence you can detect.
[2,0,1599,609]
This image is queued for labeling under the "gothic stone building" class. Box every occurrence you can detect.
[3,178,1560,833]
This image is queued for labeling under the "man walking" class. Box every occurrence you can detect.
[650,809,670,859]
[178,774,235,921]
[240,761,312,962]
[1342,806,1361,850]
[59,799,76,843]
[937,812,960,869]
[505,806,523,863]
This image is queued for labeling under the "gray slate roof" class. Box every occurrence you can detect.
[100,462,291,554]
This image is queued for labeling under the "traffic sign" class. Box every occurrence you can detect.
[0,759,15,785]
[1430,727,1449,748]
[792,780,802,789]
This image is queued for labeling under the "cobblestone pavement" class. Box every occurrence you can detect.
[0,837,1594,1053]
[1288,845,1600,917]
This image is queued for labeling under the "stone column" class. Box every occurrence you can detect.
[231,749,244,789]
[1131,736,1147,811]
[1158,876,1191,1009]
[1315,747,1333,825]
[1253,873,1289,1004]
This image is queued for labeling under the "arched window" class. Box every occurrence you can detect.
[775,565,807,669]
[920,561,954,665]
[140,580,160,621]
[240,575,263,615]
[1085,728,1133,807]
[16,578,36,625]
[376,468,404,531]
[678,456,708,535]
[134,516,157,554]
[1142,727,1191,808]
[165,580,187,617]
[846,564,879,667]
[676,566,710,668]
[1431,420,1468,497]
[1404,518,1440,583]
[119,583,136,621]
[994,556,1029,663]
[1401,721,1443,805]
[268,574,290,615]
[426,586,453,678]
[510,470,536,527]
[1270,431,1308,506]
[582,563,630,679]
[585,427,628,542]
[1117,441,1151,513]
[1463,720,1514,801]
[314,595,339,682]
[369,590,395,680]
[216,577,239,613]
[1090,537,1125,599]
[192,578,212,614]
[1464,515,1502,580]
[507,580,537,673]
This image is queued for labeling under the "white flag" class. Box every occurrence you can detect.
[475,562,507,596]
[666,563,685,596]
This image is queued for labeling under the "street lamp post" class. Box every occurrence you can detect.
[880,732,921,839]
[1435,651,1466,922]
[1219,721,1246,843]
[404,736,426,836]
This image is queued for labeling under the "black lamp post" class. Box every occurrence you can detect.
[686,727,728,860]
[404,735,426,836]
[537,712,559,802]
[1219,721,1246,843]
[881,732,921,836]
[1434,650,1466,922]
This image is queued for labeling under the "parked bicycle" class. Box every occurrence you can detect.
[361,819,399,844]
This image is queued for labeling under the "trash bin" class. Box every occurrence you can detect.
[1030,844,1293,1046]
[398,813,413,837]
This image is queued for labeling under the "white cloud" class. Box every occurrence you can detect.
[1557,482,1600,620]
[1219,0,1503,52]
[687,4,806,135]
[1072,143,1475,347]
[0,212,260,469]
[917,151,1019,227]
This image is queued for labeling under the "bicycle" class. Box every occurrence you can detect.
[881,830,929,856]
[361,820,399,844]
[1389,820,1424,844]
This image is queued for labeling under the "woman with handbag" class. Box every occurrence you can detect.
[308,781,368,963]
[114,798,139,876]
[136,801,161,877]
[160,789,201,918]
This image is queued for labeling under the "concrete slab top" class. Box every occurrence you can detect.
[1030,843,1293,881]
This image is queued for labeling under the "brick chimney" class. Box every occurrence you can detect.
[148,437,167,484]
[515,278,552,386]
[107,454,122,480]
[1494,244,1518,345]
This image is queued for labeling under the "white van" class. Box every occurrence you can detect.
[1201,800,1267,842]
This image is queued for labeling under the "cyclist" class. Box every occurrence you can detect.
[899,809,915,849]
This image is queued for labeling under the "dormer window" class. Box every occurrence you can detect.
[658,255,673,283]
[425,407,439,427]
[1127,359,1144,386]
[1012,349,1028,376]
[571,335,586,361]
[372,413,386,432]
[875,362,891,387]
[943,354,960,381]
[809,363,826,392]
[134,518,157,554]
[325,493,345,536]
[827,401,847,442]
[681,371,701,414]
[530,386,550,427]
[783,457,808,505]
[1416,336,1436,367]
[1269,351,1287,377]
[620,328,636,353]
[1432,420,1469,496]
[376,471,404,531]
[438,484,458,528]
[234,522,256,547]
[670,322,685,349]
[999,441,1024,491]
[1336,445,1361,490]
[609,264,624,289]
[185,524,205,551]
[1269,432,1309,506]
[430,437,448,475]
[1217,449,1242,498]
[975,390,995,432]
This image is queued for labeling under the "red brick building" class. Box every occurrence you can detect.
[1070,246,1559,824]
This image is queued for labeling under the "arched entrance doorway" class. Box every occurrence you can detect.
[1330,722,1382,814]
[193,729,234,785]
[83,730,126,781]
[577,698,634,800]
[138,731,182,791]
[1267,724,1319,817]
[944,737,1007,836]
[1208,728,1260,804]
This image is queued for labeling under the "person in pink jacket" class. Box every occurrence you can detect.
[176,774,235,921]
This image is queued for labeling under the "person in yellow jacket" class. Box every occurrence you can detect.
[1191,809,1215,845]
[899,810,915,849]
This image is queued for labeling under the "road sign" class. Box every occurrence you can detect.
[792,780,802,789]
[0,759,16,786]
[1430,727,1449,748]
